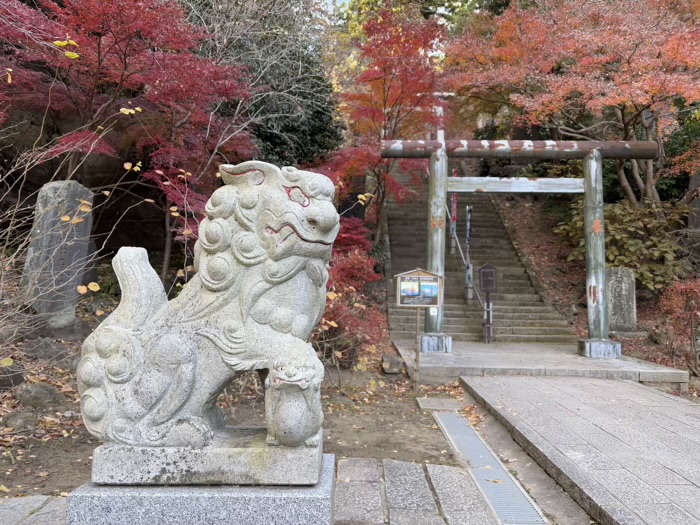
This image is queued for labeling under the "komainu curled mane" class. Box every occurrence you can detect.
[77,161,339,448]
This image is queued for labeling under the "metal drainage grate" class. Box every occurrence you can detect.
[434,411,548,525]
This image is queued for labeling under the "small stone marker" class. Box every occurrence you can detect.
[606,267,636,333]
[21,181,93,329]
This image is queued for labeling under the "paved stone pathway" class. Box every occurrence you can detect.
[2,458,498,525]
[463,375,700,525]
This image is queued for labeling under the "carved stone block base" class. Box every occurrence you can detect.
[91,427,323,486]
[577,339,622,359]
[420,333,453,353]
[69,454,335,525]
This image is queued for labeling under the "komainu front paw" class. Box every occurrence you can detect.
[304,430,321,447]
[266,433,280,446]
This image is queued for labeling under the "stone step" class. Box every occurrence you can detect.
[386,181,572,346]
[334,457,501,525]
[389,318,570,329]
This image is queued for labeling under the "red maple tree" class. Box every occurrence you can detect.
[323,5,444,235]
[447,0,700,205]
[0,0,253,278]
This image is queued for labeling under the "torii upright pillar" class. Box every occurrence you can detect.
[425,148,448,335]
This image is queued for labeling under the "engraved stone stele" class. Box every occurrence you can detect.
[21,181,94,329]
[606,267,637,333]
[73,161,340,488]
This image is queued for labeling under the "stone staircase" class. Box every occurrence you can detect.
[386,175,576,344]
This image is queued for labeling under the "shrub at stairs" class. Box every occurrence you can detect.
[554,199,691,292]
[659,279,700,376]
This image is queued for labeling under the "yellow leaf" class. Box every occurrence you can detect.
[0,357,13,367]
[54,40,68,47]
[215,172,221,178]
[155,170,164,175]
[486,479,502,484]
[102,191,110,196]
[144,198,155,203]
[133,166,140,172]
[64,51,80,59]
[123,162,133,170]
[0,485,9,493]
[183,229,192,235]
[79,204,91,212]
[5,70,11,84]
[163,181,171,186]
[68,39,78,47]
[95,310,104,316]
[60,492,69,497]
[176,269,185,278]
[61,215,71,222]
[354,303,366,309]
[37,471,49,478]
[87,282,100,292]
[77,285,88,295]
[334,351,343,358]
[120,108,131,115]
[135,107,142,112]
[169,206,178,211]
[171,212,180,217]
[327,291,338,301]
[70,217,84,224]
[328,320,338,328]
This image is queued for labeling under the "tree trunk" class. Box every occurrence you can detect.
[616,160,638,206]
[161,207,173,285]
[630,159,646,194]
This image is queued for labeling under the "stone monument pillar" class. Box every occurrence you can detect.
[67,161,340,525]
[21,181,93,328]
[606,267,637,334]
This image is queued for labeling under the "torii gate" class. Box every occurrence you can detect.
[381,139,658,358]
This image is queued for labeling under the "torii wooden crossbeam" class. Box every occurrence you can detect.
[381,139,658,358]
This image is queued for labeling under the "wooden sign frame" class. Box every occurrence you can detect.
[395,268,444,308]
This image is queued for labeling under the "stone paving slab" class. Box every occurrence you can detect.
[3,457,508,525]
[462,375,700,525]
[426,464,499,525]
[0,495,50,525]
[395,340,689,386]
[417,397,463,411]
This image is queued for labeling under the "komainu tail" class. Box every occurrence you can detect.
[77,247,167,441]
[104,247,167,328]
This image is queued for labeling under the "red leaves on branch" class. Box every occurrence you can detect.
[1,0,255,246]
[345,6,444,140]
[322,6,443,225]
[447,0,700,135]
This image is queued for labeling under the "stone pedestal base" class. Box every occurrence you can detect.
[92,427,323,486]
[421,333,453,353]
[578,339,622,359]
[68,454,335,525]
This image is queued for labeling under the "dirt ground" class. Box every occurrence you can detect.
[0,367,459,498]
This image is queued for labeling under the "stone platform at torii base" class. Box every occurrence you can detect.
[393,339,689,391]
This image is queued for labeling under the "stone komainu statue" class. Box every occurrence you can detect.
[76,161,340,448]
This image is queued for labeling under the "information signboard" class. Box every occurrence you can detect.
[395,269,443,308]
[478,264,497,294]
